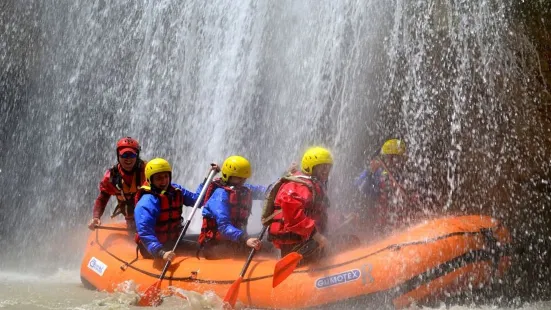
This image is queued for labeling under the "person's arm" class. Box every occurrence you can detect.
[276,182,316,240]
[194,182,204,200]
[172,183,201,207]
[207,189,247,243]
[354,170,369,187]
[246,183,268,200]
[179,164,220,206]
[356,169,378,197]
[92,192,111,219]
[134,195,164,257]
[89,171,116,229]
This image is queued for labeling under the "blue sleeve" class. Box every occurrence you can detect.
[134,194,163,256]
[245,183,267,200]
[202,188,245,242]
[356,170,377,198]
[172,183,199,207]
[195,182,204,198]
[355,170,369,187]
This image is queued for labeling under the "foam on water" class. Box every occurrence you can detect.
[0,268,549,309]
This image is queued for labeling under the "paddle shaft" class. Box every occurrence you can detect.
[157,168,218,280]
[239,225,268,278]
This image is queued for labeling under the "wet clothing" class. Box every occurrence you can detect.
[268,172,330,249]
[93,161,146,230]
[355,158,394,199]
[199,180,266,245]
[355,158,408,229]
[134,182,202,258]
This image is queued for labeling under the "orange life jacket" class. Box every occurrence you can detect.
[135,184,183,244]
[109,160,145,219]
[268,174,330,245]
[198,179,252,246]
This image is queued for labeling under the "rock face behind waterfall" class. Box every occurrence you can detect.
[505,2,551,303]
[369,1,551,304]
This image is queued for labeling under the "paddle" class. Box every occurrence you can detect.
[272,251,303,288]
[138,167,218,307]
[272,213,357,288]
[223,225,268,308]
[223,210,282,308]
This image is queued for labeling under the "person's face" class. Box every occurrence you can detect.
[151,172,170,191]
[228,176,247,187]
[118,152,137,171]
[312,164,332,182]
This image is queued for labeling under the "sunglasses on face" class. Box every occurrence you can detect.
[120,152,137,159]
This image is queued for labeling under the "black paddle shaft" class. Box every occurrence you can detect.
[239,225,268,278]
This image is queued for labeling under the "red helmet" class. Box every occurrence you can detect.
[116,137,141,156]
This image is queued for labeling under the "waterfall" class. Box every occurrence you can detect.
[0,1,387,272]
[1,3,549,301]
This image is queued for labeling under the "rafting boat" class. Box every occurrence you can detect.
[80,215,511,309]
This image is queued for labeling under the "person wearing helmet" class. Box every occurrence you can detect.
[133,158,209,261]
[268,146,333,261]
[198,155,267,260]
[355,138,409,231]
[88,137,147,232]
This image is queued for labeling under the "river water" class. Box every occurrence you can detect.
[1,0,550,309]
[1,271,550,309]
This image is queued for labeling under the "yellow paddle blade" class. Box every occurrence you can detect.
[272,252,303,288]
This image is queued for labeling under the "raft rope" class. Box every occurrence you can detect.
[92,224,510,286]
[94,225,128,231]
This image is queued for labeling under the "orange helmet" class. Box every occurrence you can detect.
[116,137,141,156]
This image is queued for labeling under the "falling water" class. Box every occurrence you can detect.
[1,0,550,309]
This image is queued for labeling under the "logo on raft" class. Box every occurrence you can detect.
[315,269,361,289]
[88,257,108,276]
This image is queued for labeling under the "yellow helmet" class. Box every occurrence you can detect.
[221,155,252,182]
[145,158,172,183]
[381,139,406,155]
[301,147,333,175]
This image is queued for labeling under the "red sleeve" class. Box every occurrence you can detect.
[274,182,316,239]
[93,170,116,219]
[93,192,111,219]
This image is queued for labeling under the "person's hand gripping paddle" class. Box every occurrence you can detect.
[138,166,219,307]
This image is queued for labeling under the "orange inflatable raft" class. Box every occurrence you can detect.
[80,215,511,308]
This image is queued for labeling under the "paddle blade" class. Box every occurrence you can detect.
[272,252,302,288]
[138,281,162,307]
[223,276,243,308]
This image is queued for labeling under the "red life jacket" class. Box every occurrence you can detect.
[135,184,183,244]
[198,179,252,246]
[109,160,146,220]
[268,173,330,245]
